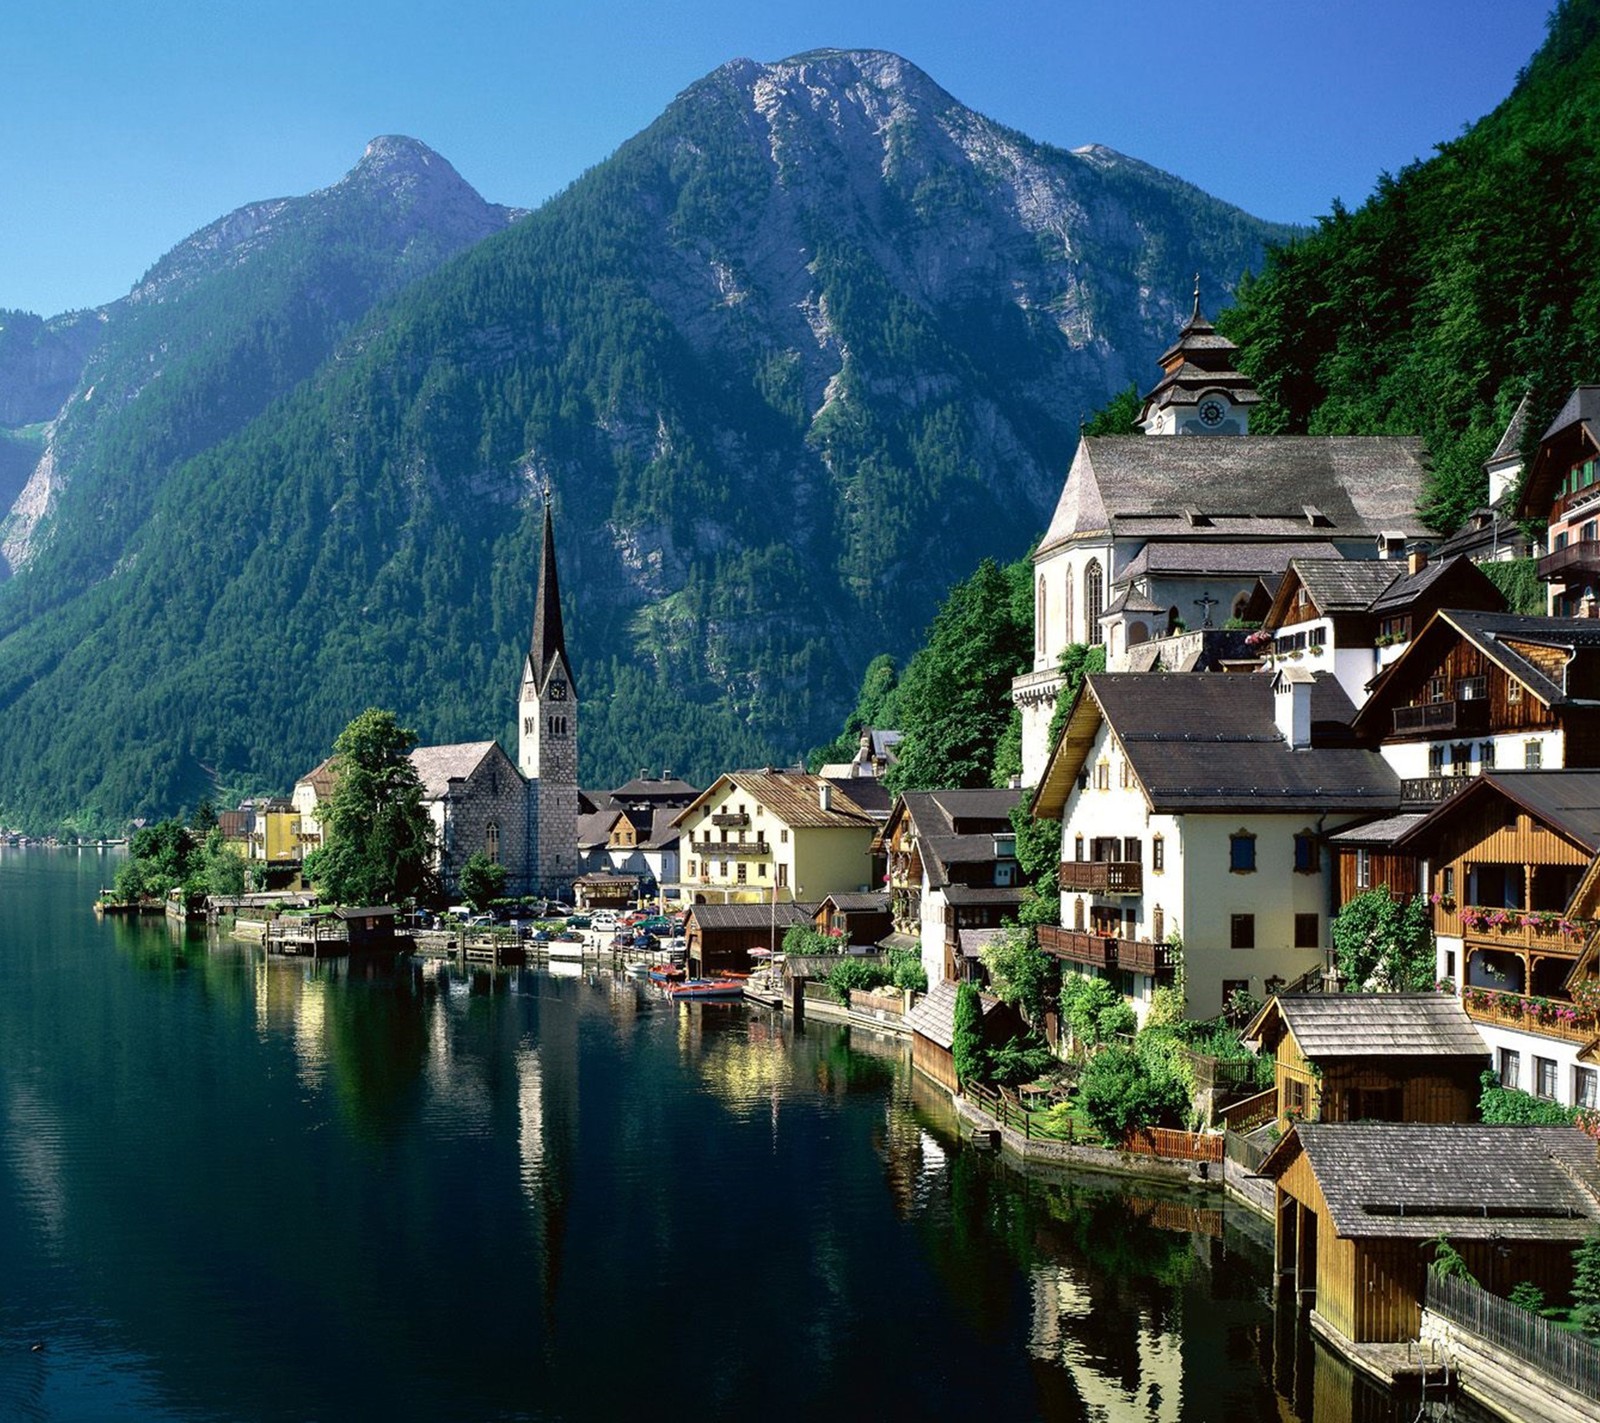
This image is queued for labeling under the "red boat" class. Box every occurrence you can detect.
[664,978,745,1002]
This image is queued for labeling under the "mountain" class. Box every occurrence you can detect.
[0,51,1295,834]
[0,136,521,586]
[1219,0,1600,533]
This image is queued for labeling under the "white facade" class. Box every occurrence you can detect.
[1056,718,1341,1020]
[1376,729,1564,782]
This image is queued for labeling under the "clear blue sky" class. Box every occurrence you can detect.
[0,0,1553,318]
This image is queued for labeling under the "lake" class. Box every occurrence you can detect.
[0,848,1491,1421]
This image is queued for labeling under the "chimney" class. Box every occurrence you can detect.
[1274,668,1313,750]
[818,780,833,812]
[1406,543,1428,577]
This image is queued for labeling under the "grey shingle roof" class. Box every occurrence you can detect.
[1088,673,1398,813]
[1040,436,1432,553]
[1272,1124,1600,1241]
[892,789,1020,889]
[1116,540,1340,583]
[1259,993,1486,1059]
[904,980,1007,1051]
[1285,558,1400,613]
[1540,385,1600,446]
[1366,554,1474,614]
[1327,812,1428,846]
[942,885,1026,907]
[1397,771,1600,855]
[1440,611,1600,707]
[408,742,501,799]
[688,903,815,932]
[818,891,889,912]
[1487,393,1530,465]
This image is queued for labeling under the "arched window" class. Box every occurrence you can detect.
[1036,576,1047,656]
[1085,560,1104,645]
[1063,581,1073,644]
[1231,591,1252,622]
[486,822,500,864]
[1167,605,1181,636]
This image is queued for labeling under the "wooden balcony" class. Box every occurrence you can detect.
[1537,540,1600,585]
[1058,860,1143,894]
[1391,699,1490,737]
[710,812,749,828]
[1462,987,1598,1045]
[1399,775,1473,808]
[1038,925,1174,979]
[1450,910,1592,955]
[688,838,770,859]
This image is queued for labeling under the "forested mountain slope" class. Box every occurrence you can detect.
[0,50,1293,833]
[1218,0,1600,532]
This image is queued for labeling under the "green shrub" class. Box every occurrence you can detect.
[1508,1281,1545,1314]
[1479,1069,1581,1125]
[1060,975,1127,1051]
[886,945,927,992]
[825,957,890,1004]
[1077,1044,1189,1140]
[986,1035,1054,1088]
[952,982,984,1087]
[1573,1229,1600,1337]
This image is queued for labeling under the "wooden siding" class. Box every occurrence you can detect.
[1273,1027,1480,1130]
[1381,639,1556,741]
[1335,848,1419,906]
[911,1033,957,1095]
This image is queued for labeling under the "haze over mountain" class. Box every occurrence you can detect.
[0,49,1296,833]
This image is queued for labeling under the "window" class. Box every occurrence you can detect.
[1577,1066,1599,1110]
[780,828,789,843]
[1428,745,1445,775]
[1293,833,1318,874]
[1229,831,1257,874]
[737,864,747,884]
[1037,576,1047,656]
[777,864,788,888]
[1451,742,1472,776]
[1525,740,1543,770]
[994,862,1016,887]
[1355,848,1372,890]
[1073,898,1085,931]
[1119,758,1132,789]
[1444,950,1456,982]
[1429,676,1449,704]
[1294,913,1319,949]
[688,860,697,877]
[1095,760,1110,791]
[1498,1048,1520,1091]
[1286,1078,1309,1116]
[1085,560,1105,646]
[1074,835,1085,862]
[485,822,499,864]
[1479,741,1496,769]
[1442,866,1455,899]
[1533,1057,1559,1100]
[1457,676,1487,701]
[758,862,767,879]
[1230,914,1255,949]
[1508,681,1523,704]
[1123,837,1141,863]
[1152,905,1164,941]
[1152,836,1164,872]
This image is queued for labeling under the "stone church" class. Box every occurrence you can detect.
[295,498,580,900]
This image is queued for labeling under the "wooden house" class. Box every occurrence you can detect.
[1261,1123,1600,1344]
[1242,994,1486,1132]
[1515,385,1600,614]
[1394,771,1600,1110]
[333,905,399,950]
[904,980,1025,1095]
[812,891,892,949]
[684,901,814,979]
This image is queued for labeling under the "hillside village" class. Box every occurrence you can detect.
[73,297,1600,1410]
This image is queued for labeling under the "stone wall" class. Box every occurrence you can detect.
[437,748,530,896]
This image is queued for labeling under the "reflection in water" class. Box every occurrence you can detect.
[0,854,1503,1422]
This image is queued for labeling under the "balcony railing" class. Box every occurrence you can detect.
[710,812,749,828]
[688,838,770,859]
[1449,908,1592,954]
[1058,860,1143,894]
[1391,699,1490,736]
[1462,987,1598,1044]
[1038,925,1173,979]
[1537,540,1600,585]
[1400,775,1474,807]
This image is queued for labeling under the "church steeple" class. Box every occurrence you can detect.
[1135,278,1262,435]
[528,492,571,695]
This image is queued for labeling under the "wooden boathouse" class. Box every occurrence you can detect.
[1261,1122,1600,1345]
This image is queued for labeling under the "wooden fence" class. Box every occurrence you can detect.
[1224,1128,1273,1173]
[1427,1272,1600,1402]
[1219,1087,1278,1133]
[962,1082,1223,1162]
[1121,1126,1224,1163]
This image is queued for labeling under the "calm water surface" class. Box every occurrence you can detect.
[0,849,1491,1422]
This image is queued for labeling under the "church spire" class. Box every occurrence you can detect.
[529,490,569,691]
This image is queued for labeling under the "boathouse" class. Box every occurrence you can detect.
[1260,1122,1600,1345]
[1243,993,1487,1132]
[905,980,1024,1095]
[685,901,814,978]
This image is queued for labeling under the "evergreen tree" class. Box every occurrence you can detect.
[951,981,985,1087]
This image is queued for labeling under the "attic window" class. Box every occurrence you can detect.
[1184,507,1212,528]
[1302,504,1333,528]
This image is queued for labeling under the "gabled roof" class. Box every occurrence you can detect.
[1260,1124,1600,1241]
[1519,386,1600,518]
[884,788,1020,889]
[1115,539,1340,585]
[1032,673,1397,819]
[1354,611,1600,731]
[1486,393,1531,467]
[295,755,339,800]
[904,980,1011,1051]
[1326,812,1428,848]
[671,769,880,830]
[1038,436,1431,555]
[1366,554,1503,618]
[407,741,504,800]
[816,891,889,913]
[1394,770,1600,860]
[609,776,701,803]
[1266,558,1400,626]
[577,809,622,849]
[686,902,814,932]
[1244,993,1486,1060]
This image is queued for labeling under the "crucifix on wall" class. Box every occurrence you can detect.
[1194,591,1219,628]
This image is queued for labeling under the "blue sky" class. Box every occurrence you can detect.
[1,0,1553,318]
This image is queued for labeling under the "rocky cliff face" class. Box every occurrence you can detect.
[0,136,519,583]
[0,52,1297,831]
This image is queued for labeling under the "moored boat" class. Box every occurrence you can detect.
[664,978,745,1001]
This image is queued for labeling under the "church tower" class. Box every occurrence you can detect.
[1136,278,1262,435]
[519,495,579,899]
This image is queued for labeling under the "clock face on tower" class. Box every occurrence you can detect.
[1199,399,1226,427]
[548,679,567,702]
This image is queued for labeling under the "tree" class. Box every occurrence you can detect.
[1573,1229,1600,1337]
[115,818,198,900]
[952,981,984,1087]
[1331,888,1436,990]
[303,708,436,907]
[1081,382,1143,437]
[1077,1044,1189,1140]
[782,922,847,957]
[459,852,507,912]
[195,828,246,899]
[980,925,1058,1024]
[1060,974,1134,1052]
